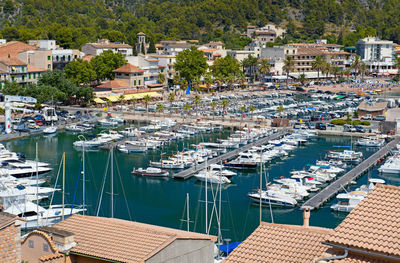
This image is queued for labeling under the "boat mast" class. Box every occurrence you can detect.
[111,147,114,218]
[205,158,208,234]
[186,193,190,231]
[259,151,263,224]
[62,152,65,221]
[36,142,39,227]
[82,143,85,215]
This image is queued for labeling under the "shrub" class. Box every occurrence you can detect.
[331,119,347,125]
[352,120,361,125]
[96,112,102,117]
[360,121,371,126]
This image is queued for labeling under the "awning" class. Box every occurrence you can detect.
[93,98,106,104]
[103,95,119,102]
[131,92,162,99]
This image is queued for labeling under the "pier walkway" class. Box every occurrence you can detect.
[302,136,400,210]
[172,128,288,180]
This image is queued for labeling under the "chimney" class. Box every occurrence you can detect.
[39,226,76,251]
[303,206,311,227]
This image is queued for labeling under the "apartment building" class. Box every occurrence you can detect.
[82,39,133,57]
[356,37,395,73]
[126,54,165,86]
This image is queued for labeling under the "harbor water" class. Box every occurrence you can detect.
[3,129,397,242]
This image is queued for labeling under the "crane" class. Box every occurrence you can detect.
[4,95,37,134]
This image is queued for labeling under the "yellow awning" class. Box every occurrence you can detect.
[131,92,162,99]
[199,84,207,88]
[93,98,106,104]
[103,95,119,102]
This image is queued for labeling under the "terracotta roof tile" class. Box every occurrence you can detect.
[22,231,58,253]
[0,41,36,59]
[54,214,216,263]
[223,222,332,263]
[0,58,26,66]
[98,79,129,89]
[39,253,63,262]
[326,184,400,258]
[113,63,145,73]
[0,212,19,229]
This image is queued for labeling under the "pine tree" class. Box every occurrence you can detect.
[141,42,146,54]
[148,38,156,53]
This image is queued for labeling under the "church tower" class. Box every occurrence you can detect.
[137,32,146,54]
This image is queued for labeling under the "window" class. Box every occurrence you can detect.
[22,75,25,81]
[28,240,34,248]
[134,80,136,86]
[33,73,36,79]
[43,244,49,252]
[29,73,31,79]
[138,80,141,85]
[47,56,51,61]
[21,67,25,72]
[48,64,51,69]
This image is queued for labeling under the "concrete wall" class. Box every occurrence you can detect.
[146,239,214,263]
[82,44,97,56]
[0,223,21,263]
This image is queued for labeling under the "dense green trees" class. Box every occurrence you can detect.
[210,55,242,83]
[1,0,400,49]
[174,46,208,85]
[1,71,93,104]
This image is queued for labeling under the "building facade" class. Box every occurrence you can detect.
[82,39,133,57]
[0,212,24,263]
[356,37,395,73]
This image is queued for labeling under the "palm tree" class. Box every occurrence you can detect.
[331,66,341,82]
[143,95,151,116]
[351,55,362,80]
[239,105,246,127]
[394,57,400,79]
[322,62,331,80]
[242,55,258,83]
[168,92,175,103]
[277,105,284,113]
[257,59,271,81]
[118,95,125,105]
[299,74,306,85]
[183,103,191,122]
[158,73,166,84]
[211,101,217,120]
[131,97,137,115]
[193,95,201,116]
[312,56,325,82]
[249,105,256,121]
[221,99,229,121]
[283,57,294,88]
[156,103,164,117]
[359,62,368,82]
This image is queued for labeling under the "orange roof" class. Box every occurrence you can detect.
[322,248,391,262]
[22,230,58,253]
[39,253,63,262]
[113,63,145,74]
[0,212,20,229]
[223,222,332,263]
[0,41,36,59]
[201,49,218,53]
[0,58,26,66]
[54,214,216,263]
[27,65,47,72]
[98,79,129,89]
[326,184,400,258]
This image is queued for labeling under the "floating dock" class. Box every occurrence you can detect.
[302,136,400,210]
[172,128,289,180]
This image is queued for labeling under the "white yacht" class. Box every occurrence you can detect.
[43,125,57,134]
[355,138,384,147]
[0,162,52,178]
[248,189,297,207]
[121,127,142,137]
[206,164,236,178]
[378,155,400,174]
[149,160,185,169]
[194,171,231,184]
[326,150,363,162]
[330,192,365,212]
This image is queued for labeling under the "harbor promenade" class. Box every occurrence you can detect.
[172,128,289,180]
[302,136,400,210]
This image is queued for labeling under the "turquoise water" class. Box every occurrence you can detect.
[3,130,395,242]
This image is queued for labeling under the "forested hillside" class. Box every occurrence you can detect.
[0,0,400,49]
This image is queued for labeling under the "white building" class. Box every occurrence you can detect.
[356,37,395,73]
[149,54,176,81]
[28,40,57,50]
[226,50,256,62]
[126,54,165,86]
[81,39,133,57]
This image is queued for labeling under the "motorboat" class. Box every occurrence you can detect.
[194,171,231,184]
[326,150,363,162]
[131,167,169,177]
[98,118,119,127]
[43,125,57,134]
[354,138,384,147]
[0,162,53,178]
[206,164,236,178]
[224,158,257,169]
[121,127,142,137]
[248,189,297,207]
[149,160,185,169]
[330,192,365,212]
[378,155,400,174]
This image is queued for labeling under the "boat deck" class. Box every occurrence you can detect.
[172,128,289,180]
[301,136,400,210]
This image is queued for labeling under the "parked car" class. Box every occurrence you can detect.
[315,122,327,130]
[343,124,357,132]
[361,114,372,120]
[296,87,306,92]
[373,115,386,121]
[354,125,366,133]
